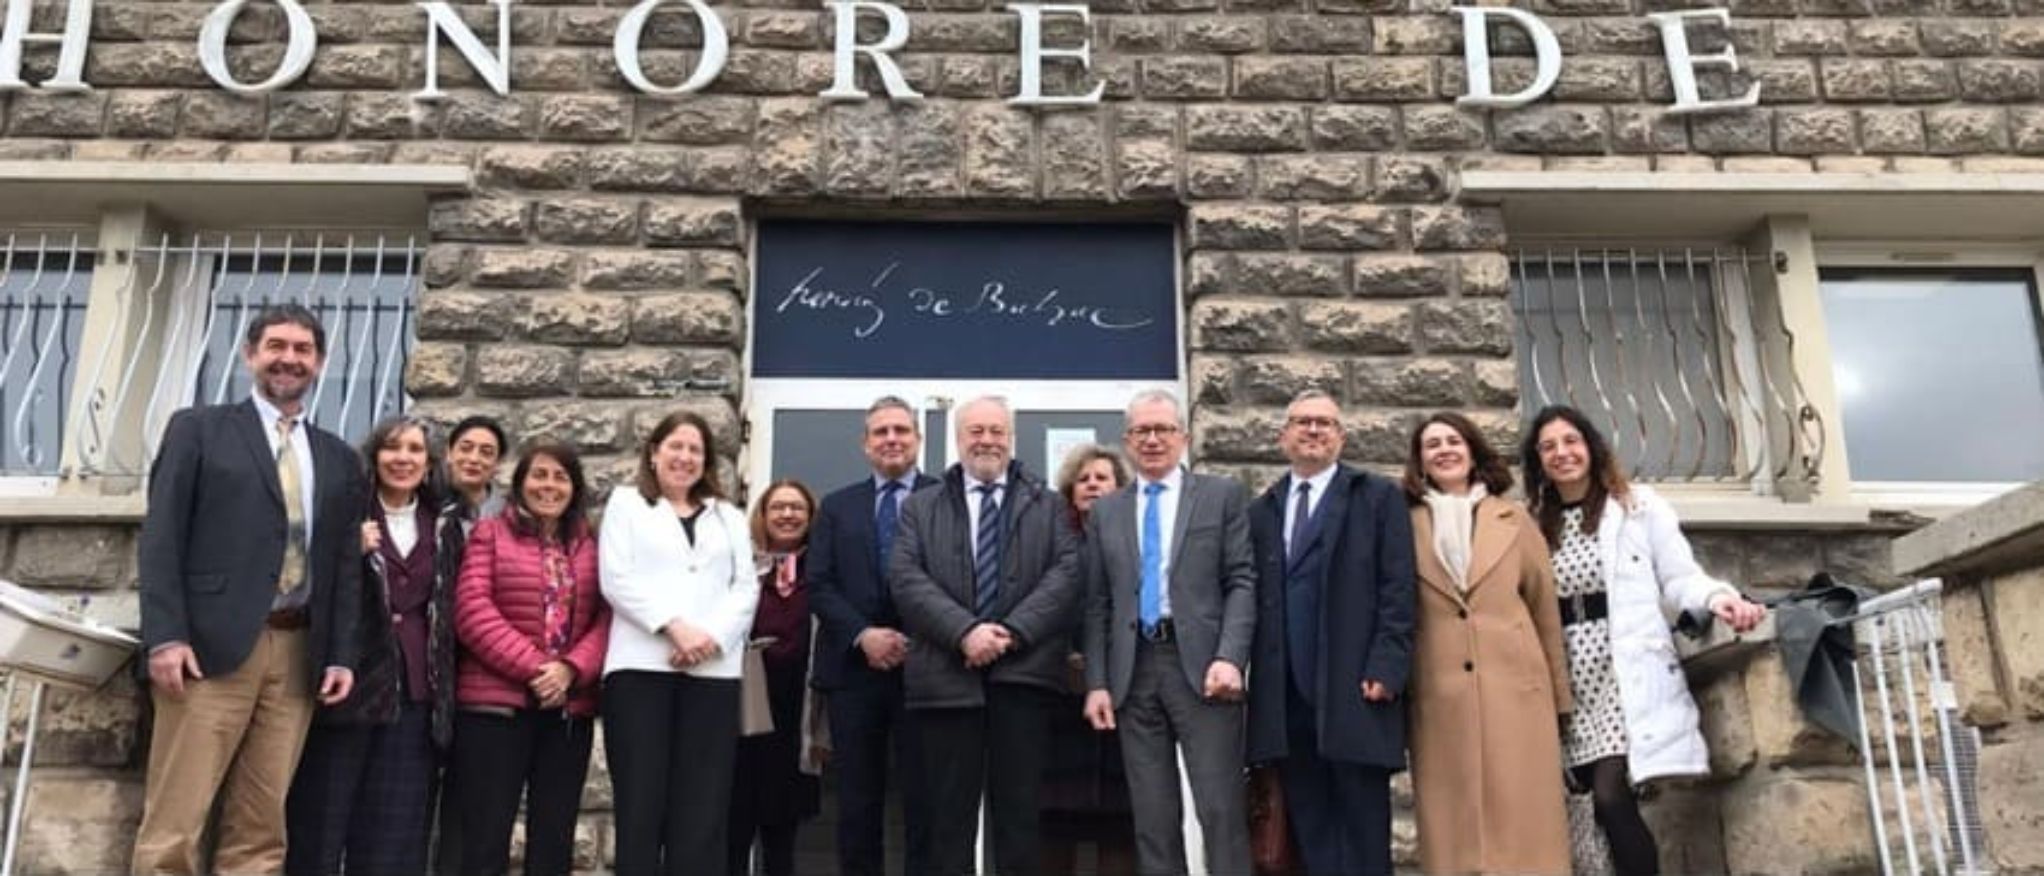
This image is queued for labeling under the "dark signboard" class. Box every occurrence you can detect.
[753,220,1179,379]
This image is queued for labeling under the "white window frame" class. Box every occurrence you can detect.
[1811,242,2044,510]
[0,163,466,517]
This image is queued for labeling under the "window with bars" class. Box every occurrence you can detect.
[0,231,422,485]
[1508,246,1822,488]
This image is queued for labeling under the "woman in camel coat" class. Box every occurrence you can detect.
[1403,412,1573,876]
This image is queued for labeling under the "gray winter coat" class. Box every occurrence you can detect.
[888,461,1081,710]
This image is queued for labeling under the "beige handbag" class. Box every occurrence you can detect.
[740,639,776,737]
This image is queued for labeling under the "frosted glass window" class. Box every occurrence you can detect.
[1819,269,2044,483]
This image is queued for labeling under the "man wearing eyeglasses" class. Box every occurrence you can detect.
[1079,388,1256,875]
[889,395,1081,875]
[1244,390,1416,876]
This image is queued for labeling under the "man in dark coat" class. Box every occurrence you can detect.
[1246,390,1417,876]
[806,396,937,876]
[889,395,1081,876]
[134,304,365,874]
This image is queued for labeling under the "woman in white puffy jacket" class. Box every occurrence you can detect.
[1520,405,1767,876]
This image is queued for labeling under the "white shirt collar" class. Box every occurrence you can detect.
[1139,464,1186,493]
[250,392,299,434]
[1293,463,1338,496]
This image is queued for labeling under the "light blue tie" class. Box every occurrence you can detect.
[1139,482,1165,635]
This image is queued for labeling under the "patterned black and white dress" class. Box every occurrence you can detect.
[1556,503,1629,768]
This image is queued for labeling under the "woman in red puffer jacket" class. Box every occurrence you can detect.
[452,439,611,876]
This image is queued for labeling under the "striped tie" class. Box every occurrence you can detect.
[973,483,1002,618]
[274,415,307,594]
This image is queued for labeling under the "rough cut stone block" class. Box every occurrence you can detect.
[12,775,144,874]
[1985,566,2044,719]
[1299,205,1399,252]
[1354,255,1450,298]
[965,106,1034,196]
[1402,106,1486,150]
[824,102,894,197]
[1775,107,1856,153]
[1187,155,1253,199]
[475,346,574,397]
[1352,359,1465,406]
[1822,59,1894,101]
[1416,300,1511,355]
[1191,299,1294,352]
[1958,59,2044,102]
[1298,300,1412,355]
[1189,204,1293,250]
[540,95,633,142]
[3,673,142,766]
[1187,105,1307,152]
[430,199,528,244]
[1042,112,1108,200]
[1470,358,1517,407]
[1927,107,2009,153]
[1859,108,1927,153]
[643,199,742,246]
[1743,649,1858,766]
[1411,207,1506,251]
[1721,772,1879,876]
[1691,111,1775,153]
[1256,155,1371,200]
[419,291,519,340]
[579,349,694,397]
[633,292,744,344]
[1142,56,1229,99]
[471,250,576,289]
[639,97,758,145]
[1177,17,1264,53]
[479,146,584,190]
[406,342,468,397]
[1310,106,1399,151]
[7,527,129,590]
[1117,139,1180,199]
[1372,156,1449,203]
[1235,253,1347,296]
[521,401,628,452]
[1236,356,1344,405]
[525,293,631,346]
[1191,407,1287,463]
[1233,57,1328,100]
[1457,253,1512,298]
[582,251,694,290]
[1893,59,1959,102]
[1331,58,1435,102]
[1494,105,1610,154]
[1980,732,2044,872]
[106,91,182,138]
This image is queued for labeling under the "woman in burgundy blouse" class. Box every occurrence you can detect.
[286,415,463,875]
[726,479,825,876]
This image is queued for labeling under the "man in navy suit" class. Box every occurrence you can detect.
[807,396,936,876]
[133,305,365,874]
[1246,390,1416,876]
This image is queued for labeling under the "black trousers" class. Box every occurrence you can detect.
[916,683,1055,876]
[286,701,439,875]
[1279,685,1392,876]
[604,671,741,876]
[826,675,931,876]
[453,709,594,876]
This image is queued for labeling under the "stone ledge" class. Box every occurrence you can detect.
[1893,481,2044,578]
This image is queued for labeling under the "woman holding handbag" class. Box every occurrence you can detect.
[1522,405,1767,876]
[727,479,826,876]
[600,410,760,876]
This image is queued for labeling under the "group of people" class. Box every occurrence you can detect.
[130,303,1767,876]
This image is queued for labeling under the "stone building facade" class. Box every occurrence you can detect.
[2,0,2043,867]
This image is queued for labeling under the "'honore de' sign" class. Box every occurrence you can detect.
[752,220,1178,380]
[0,0,1760,113]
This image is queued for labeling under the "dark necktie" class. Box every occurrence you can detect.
[875,480,904,573]
[1288,481,1312,566]
[973,483,1002,618]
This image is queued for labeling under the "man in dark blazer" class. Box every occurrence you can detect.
[890,395,1081,876]
[132,305,365,875]
[1246,390,1416,876]
[806,395,936,876]
[1081,388,1256,875]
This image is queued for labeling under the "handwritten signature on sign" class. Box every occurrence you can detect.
[773,263,1158,340]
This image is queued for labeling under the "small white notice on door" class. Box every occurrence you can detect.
[1044,428,1098,483]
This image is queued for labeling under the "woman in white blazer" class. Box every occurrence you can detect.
[1520,405,1766,876]
[599,410,760,876]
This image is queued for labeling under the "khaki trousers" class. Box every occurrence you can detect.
[132,628,315,875]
